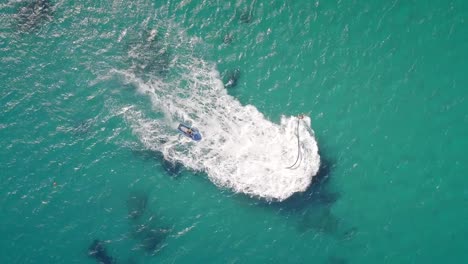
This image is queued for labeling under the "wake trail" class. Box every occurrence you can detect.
[109,25,320,201]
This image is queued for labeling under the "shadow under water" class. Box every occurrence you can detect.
[72,118,94,136]
[88,239,116,264]
[259,155,338,213]
[127,191,148,220]
[237,152,356,238]
[124,190,171,256]
[326,255,348,264]
[282,155,357,239]
[16,0,53,32]
[125,29,171,79]
[297,206,339,235]
[223,32,233,44]
[239,7,254,24]
[132,149,184,178]
[222,69,241,89]
[128,213,171,255]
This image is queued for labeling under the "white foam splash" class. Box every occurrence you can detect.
[99,19,322,201]
[117,54,320,201]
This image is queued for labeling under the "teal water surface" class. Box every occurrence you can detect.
[1,0,467,263]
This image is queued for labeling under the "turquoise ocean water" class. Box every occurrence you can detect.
[1,0,467,263]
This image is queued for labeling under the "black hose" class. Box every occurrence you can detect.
[286,117,302,169]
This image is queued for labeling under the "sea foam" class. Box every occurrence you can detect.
[117,55,320,201]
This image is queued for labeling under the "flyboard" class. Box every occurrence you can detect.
[177,124,202,141]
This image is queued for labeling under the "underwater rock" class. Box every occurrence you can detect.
[127,192,148,220]
[222,69,241,89]
[16,0,53,31]
[88,239,115,264]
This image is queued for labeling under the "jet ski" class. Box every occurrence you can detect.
[177,123,202,141]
